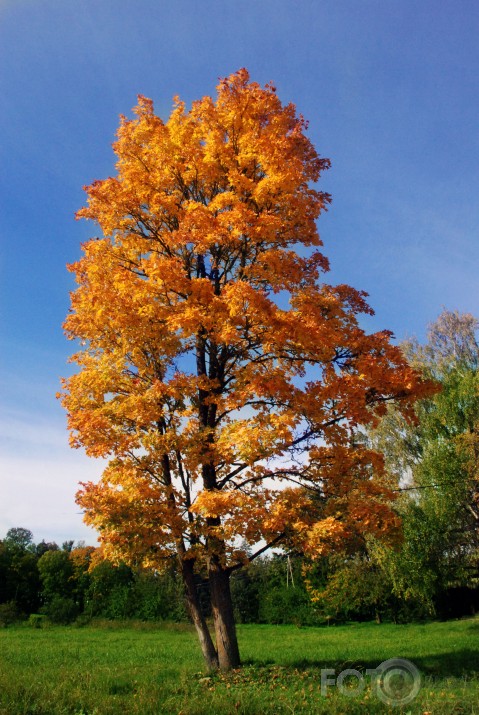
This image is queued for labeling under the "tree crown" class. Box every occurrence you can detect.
[61,70,433,570]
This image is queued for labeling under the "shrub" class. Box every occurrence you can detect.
[259,585,319,626]
[0,600,20,626]
[42,596,79,624]
[28,613,48,628]
[75,614,92,627]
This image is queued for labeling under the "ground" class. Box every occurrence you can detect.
[0,618,478,714]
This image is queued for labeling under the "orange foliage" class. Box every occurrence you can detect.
[60,69,434,572]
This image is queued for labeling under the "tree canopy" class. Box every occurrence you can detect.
[60,69,433,669]
[354,310,479,615]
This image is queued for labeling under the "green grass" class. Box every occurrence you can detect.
[1,618,478,714]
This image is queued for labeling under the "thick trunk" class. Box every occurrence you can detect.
[208,556,241,670]
[181,559,219,671]
[194,323,239,670]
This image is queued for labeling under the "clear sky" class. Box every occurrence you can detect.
[1,0,478,545]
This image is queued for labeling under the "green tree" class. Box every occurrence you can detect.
[35,540,59,557]
[37,549,79,623]
[131,568,188,622]
[370,310,479,611]
[4,528,34,552]
[85,558,134,618]
[306,311,479,621]
[0,530,41,615]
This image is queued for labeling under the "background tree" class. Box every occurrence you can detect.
[4,528,34,552]
[0,530,40,617]
[60,69,431,669]
[363,310,479,614]
[37,549,79,623]
[306,549,393,624]
[69,545,96,614]
[35,540,59,557]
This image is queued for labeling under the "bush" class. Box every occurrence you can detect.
[132,571,188,622]
[42,596,79,624]
[259,585,319,626]
[231,570,260,623]
[75,614,92,627]
[0,600,21,626]
[28,613,48,628]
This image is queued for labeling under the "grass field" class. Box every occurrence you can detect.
[1,618,478,714]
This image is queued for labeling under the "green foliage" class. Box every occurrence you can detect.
[4,527,34,551]
[304,310,479,622]
[0,600,21,627]
[28,613,48,628]
[85,560,134,618]
[35,540,59,557]
[131,569,188,622]
[38,548,75,601]
[308,553,394,622]
[41,595,79,624]
[367,309,479,614]
[258,584,315,625]
[230,568,261,623]
[0,537,41,614]
[230,555,322,626]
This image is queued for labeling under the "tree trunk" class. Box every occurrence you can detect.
[181,559,219,671]
[208,556,241,670]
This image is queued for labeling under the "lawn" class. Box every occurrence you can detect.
[0,618,478,714]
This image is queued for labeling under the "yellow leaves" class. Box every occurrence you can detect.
[191,490,249,519]
[302,518,349,558]
[61,68,438,572]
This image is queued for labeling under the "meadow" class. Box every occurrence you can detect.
[0,618,478,714]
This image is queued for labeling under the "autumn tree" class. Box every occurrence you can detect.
[60,69,432,670]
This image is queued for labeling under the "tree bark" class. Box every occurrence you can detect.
[194,321,240,670]
[181,558,219,671]
[208,555,241,670]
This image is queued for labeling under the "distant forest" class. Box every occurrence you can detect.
[0,520,477,628]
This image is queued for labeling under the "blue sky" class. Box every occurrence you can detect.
[1,0,478,544]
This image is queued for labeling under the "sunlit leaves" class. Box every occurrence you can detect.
[61,69,433,571]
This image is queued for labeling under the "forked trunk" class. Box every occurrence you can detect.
[208,556,241,670]
[181,559,219,670]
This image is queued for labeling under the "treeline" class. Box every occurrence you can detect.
[1,310,478,628]
[0,530,317,626]
[0,531,329,626]
[0,530,188,626]
[0,522,477,628]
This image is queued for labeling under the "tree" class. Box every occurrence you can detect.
[60,69,432,669]
[365,309,479,613]
[69,545,96,612]
[305,549,393,624]
[35,540,59,557]
[4,527,34,552]
[85,555,134,618]
[37,549,75,600]
[0,535,41,615]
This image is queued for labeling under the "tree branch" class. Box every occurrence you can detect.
[228,533,285,573]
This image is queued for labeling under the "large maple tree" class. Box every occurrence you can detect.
[61,69,432,670]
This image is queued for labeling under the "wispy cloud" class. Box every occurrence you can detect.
[0,412,69,451]
[0,410,101,544]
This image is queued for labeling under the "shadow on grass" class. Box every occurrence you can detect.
[244,649,479,679]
